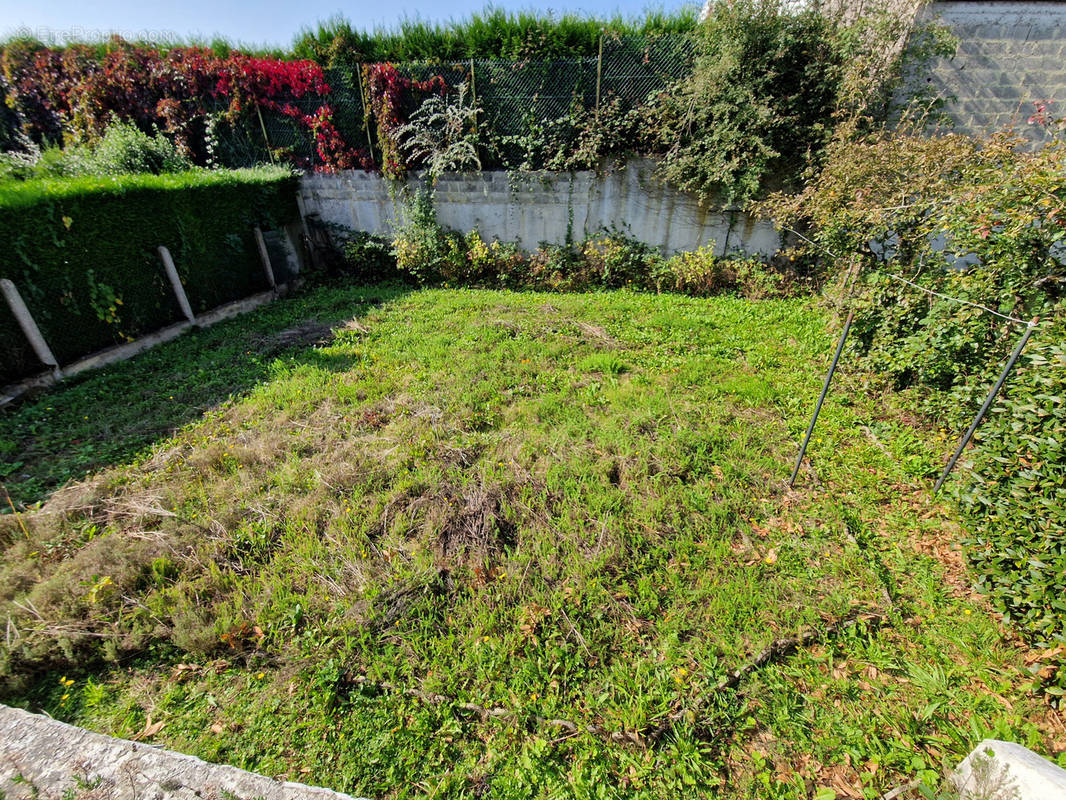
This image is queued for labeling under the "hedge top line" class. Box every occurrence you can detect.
[0,167,296,210]
[0,8,701,63]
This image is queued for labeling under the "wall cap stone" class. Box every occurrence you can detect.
[0,704,365,800]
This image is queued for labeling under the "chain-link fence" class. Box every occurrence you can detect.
[227,34,694,171]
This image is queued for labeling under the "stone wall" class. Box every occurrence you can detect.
[916,1,1066,144]
[298,159,783,257]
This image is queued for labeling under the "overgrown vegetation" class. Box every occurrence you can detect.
[764,123,1066,661]
[0,166,297,382]
[1,0,1063,793]
[1,1,923,194]
[2,285,1062,798]
[0,120,191,182]
[658,0,848,206]
[386,190,799,296]
[0,36,367,170]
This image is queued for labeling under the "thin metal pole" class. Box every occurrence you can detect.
[789,309,854,487]
[595,34,604,121]
[933,321,1037,495]
[255,105,276,165]
[358,64,376,165]
[469,58,477,108]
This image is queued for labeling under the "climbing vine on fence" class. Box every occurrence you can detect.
[0,37,369,171]
[362,63,447,179]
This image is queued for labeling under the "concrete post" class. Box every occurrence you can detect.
[157,246,196,323]
[0,278,61,375]
[254,227,277,290]
[294,193,311,240]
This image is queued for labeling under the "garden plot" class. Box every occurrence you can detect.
[0,286,1058,799]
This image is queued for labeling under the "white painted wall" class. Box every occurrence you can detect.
[298,159,783,257]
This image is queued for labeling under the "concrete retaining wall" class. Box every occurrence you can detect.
[298,159,783,257]
[0,705,363,800]
[917,1,1066,144]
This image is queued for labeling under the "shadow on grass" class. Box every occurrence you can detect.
[0,281,410,508]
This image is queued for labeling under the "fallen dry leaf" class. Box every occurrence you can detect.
[132,714,164,740]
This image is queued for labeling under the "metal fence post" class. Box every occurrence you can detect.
[595,34,604,120]
[255,105,276,165]
[933,320,1038,494]
[789,309,854,487]
[469,58,477,107]
[358,64,376,164]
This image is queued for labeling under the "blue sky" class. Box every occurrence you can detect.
[0,0,692,50]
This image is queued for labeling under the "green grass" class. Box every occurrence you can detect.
[0,285,405,506]
[0,284,1061,799]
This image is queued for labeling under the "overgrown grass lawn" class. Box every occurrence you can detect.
[1,285,1061,799]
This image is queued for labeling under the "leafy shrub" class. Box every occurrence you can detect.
[580,233,658,288]
[657,0,848,206]
[0,122,190,183]
[0,148,42,182]
[387,196,797,299]
[654,245,733,295]
[653,244,791,298]
[341,231,402,283]
[86,120,191,175]
[957,321,1066,659]
[465,231,527,287]
[768,129,1064,420]
[0,167,298,384]
[525,243,585,291]
[392,187,467,283]
[764,124,1066,650]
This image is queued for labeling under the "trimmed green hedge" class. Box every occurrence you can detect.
[0,168,298,384]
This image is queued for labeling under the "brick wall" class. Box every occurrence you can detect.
[914,1,1066,143]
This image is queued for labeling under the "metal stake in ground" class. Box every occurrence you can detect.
[933,320,1038,495]
[789,309,854,488]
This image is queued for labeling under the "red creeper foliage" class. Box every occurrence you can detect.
[1,36,369,171]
